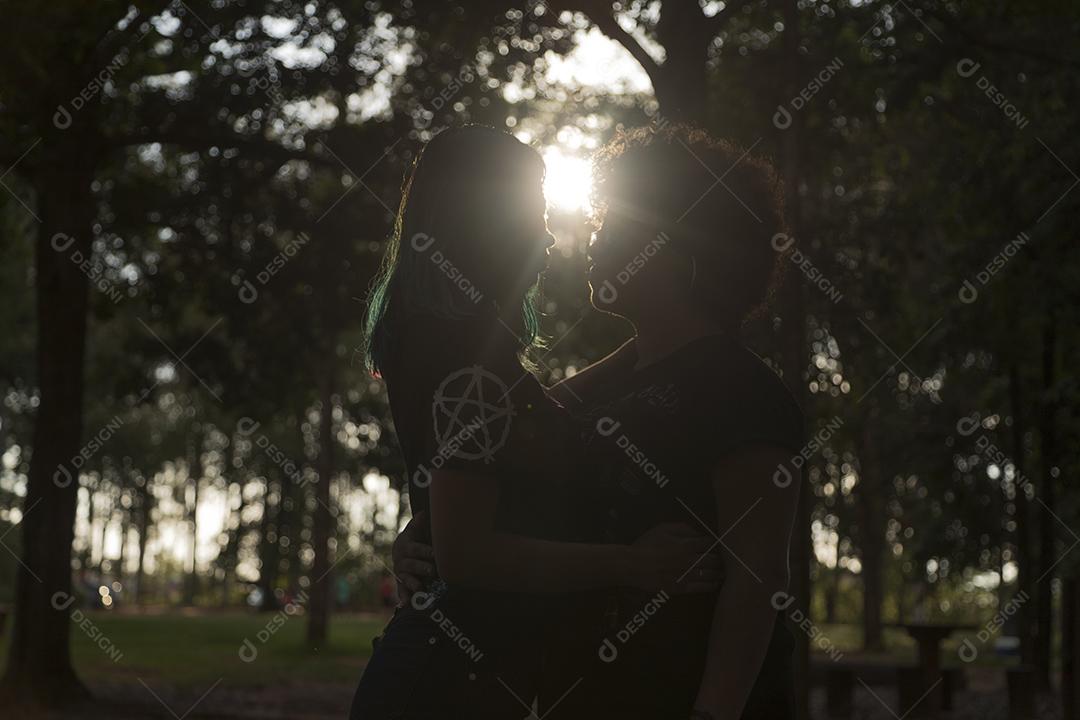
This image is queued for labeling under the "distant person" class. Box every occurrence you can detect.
[377,569,395,609]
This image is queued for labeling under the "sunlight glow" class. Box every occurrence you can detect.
[542,26,654,95]
[542,146,593,213]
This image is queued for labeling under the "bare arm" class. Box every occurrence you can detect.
[391,511,435,603]
[692,445,800,720]
[428,467,722,594]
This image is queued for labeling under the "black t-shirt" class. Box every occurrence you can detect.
[382,314,591,542]
[574,333,803,538]
[552,333,803,720]
[380,313,594,676]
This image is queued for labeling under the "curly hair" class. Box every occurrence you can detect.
[591,124,788,324]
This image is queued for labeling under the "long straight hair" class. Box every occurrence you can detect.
[362,126,544,375]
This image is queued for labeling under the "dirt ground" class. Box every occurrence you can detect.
[13,669,1064,720]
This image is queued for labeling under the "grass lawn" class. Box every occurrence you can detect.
[0,613,1036,720]
[1,614,1018,689]
[813,623,1020,669]
[0,613,1026,719]
[3,610,388,690]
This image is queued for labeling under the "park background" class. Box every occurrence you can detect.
[1,0,1078,718]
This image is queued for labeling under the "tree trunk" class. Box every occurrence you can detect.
[1034,313,1058,686]
[580,1,712,126]
[776,2,810,711]
[183,435,202,606]
[307,374,335,648]
[97,484,110,579]
[1009,362,1036,667]
[220,475,247,609]
[857,419,886,651]
[1063,577,1080,720]
[135,478,151,606]
[897,574,907,624]
[257,474,282,612]
[653,3,711,125]
[86,477,101,574]
[0,160,95,705]
[116,501,129,594]
[218,435,244,608]
[825,567,839,624]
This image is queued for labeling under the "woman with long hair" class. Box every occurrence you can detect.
[350,125,721,720]
[395,124,804,720]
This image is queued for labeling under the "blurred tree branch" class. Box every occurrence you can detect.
[546,0,662,90]
[106,129,338,171]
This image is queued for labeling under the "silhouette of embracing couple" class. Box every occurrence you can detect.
[350,124,803,720]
